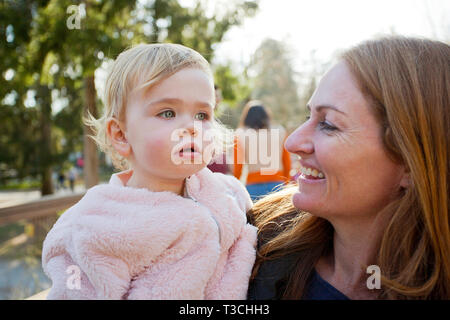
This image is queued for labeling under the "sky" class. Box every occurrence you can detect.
[211,0,450,72]
[86,0,449,114]
[13,0,448,114]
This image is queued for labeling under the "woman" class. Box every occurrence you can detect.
[233,101,291,201]
[247,36,449,299]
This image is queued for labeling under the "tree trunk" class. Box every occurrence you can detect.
[83,75,99,188]
[36,84,54,196]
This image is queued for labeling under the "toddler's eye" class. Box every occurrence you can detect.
[195,112,209,121]
[158,110,175,119]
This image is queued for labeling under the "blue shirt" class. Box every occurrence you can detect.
[303,270,350,300]
[247,251,350,300]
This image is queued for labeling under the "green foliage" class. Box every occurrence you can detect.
[248,38,305,131]
[215,64,241,101]
[213,63,252,128]
[0,179,40,190]
[0,0,259,188]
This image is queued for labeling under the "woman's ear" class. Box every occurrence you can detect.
[399,167,411,189]
[106,118,131,158]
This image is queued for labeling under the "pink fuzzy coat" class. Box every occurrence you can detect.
[42,168,257,300]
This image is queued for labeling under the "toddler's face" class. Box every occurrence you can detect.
[124,68,215,181]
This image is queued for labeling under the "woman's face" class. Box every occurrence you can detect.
[285,62,407,221]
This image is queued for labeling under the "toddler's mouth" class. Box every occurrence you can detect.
[178,142,201,158]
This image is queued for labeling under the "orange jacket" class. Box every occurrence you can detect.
[233,135,291,185]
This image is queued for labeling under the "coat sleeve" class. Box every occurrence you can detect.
[42,206,133,300]
[44,251,131,300]
[207,223,257,299]
[42,212,98,300]
[222,172,253,214]
[207,174,257,299]
[44,252,98,299]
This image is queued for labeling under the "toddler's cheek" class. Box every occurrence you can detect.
[143,138,171,160]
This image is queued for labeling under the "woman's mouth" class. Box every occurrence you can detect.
[298,165,325,181]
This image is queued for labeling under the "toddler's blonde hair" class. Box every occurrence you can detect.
[85,43,231,170]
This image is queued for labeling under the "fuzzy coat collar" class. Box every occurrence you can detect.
[42,168,257,299]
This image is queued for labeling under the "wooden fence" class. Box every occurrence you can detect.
[0,192,86,300]
[0,192,85,227]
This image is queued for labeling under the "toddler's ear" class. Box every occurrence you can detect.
[106,118,131,158]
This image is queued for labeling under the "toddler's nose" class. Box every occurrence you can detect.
[180,123,199,137]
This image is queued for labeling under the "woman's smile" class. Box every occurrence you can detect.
[297,164,326,185]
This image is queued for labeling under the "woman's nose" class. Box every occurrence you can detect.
[284,123,314,156]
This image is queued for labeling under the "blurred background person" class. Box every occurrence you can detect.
[68,166,78,192]
[233,101,291,201]
[57,170,66,190]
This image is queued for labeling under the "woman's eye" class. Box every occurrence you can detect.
[158,110,175,119]
[318,121,338,131]
[195,112,209,121]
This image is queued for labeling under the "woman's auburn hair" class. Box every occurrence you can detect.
[249,36,450,299]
